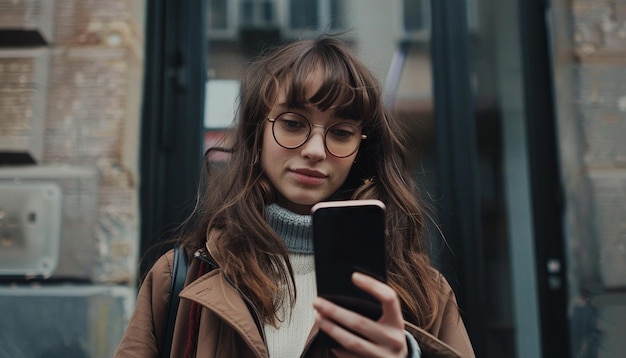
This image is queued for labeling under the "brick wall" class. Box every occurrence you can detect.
[45,0,144,283]
[0,0,144,283]
[0,0,144,355]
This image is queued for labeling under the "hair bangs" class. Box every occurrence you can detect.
[275,45,375,122]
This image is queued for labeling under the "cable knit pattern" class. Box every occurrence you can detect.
[265,203,314,254]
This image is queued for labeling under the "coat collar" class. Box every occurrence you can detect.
[179,269,269,357]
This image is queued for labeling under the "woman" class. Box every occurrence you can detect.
[116,37,474,357]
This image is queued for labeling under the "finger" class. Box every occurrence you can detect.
[314,297,374,329]
[351,272,404,324]
[314,297,406,355]
[315,313,382,358]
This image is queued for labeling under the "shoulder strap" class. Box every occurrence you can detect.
[159,245,189,358]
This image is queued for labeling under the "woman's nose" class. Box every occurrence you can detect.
[300,130,326,161]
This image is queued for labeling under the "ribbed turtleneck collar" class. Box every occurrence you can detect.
[265,203,313,254]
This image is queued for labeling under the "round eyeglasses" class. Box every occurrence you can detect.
[267,112,367,158]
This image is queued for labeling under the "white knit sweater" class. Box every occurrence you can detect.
[264,204,317,357]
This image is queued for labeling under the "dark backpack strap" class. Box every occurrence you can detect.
[159,245,189,358]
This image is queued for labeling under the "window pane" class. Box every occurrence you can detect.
[241,1,254,25]
[263,1,274,23]
[403,0,425,32]
[208,0,228,29]
[330,0,347,30]
[290,0,318,29]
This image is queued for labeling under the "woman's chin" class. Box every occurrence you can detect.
[276,197,321,215]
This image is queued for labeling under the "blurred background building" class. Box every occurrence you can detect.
[0,0,624,357]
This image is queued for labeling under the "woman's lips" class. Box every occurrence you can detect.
[290,168,327,185]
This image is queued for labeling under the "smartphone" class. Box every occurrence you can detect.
[311,199,387,347]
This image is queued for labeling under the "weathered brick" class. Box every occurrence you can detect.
[589,170,626,288]
[0,0,55,43]
[573,63,626,168]
[0,48,48,162]
[573,0,626,59]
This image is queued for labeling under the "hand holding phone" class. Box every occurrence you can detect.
[311,199,387,347]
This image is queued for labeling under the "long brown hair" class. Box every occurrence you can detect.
[180,36,443,329]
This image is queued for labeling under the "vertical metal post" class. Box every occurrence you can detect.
[140,0,207,278]
[430,0,487,356]
[519,0,570,356]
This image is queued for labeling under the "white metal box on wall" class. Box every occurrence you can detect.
[0,165,99,280]
[0,181,62,278]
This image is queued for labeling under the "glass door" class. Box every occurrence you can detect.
[201,0,504,356]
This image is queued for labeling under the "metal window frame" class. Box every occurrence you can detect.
[518,0,570,356]
[430,0,488,355]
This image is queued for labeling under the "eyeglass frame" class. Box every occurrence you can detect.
[266,112,367,158]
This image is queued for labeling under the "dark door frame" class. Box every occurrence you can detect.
[519,0,570,356]
[139,0,207,278]
[430,1,488,356]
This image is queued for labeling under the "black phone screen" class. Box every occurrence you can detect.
[312,200,387,322]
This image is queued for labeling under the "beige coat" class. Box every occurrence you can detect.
[115,250,475,357]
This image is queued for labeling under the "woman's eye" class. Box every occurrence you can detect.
[329,125,357,140]
[278,117,307,131]
[284,120,301,128]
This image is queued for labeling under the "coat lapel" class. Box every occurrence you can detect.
[180,269,268,357]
